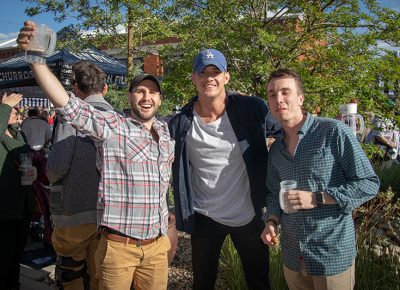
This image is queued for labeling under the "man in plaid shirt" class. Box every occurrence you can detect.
[18,21,175,290]
[261,69,379,290]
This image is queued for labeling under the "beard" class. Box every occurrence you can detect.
[130,101,160,122]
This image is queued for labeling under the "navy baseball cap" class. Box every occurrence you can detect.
[129,74,162,94]
[193,49,227,74]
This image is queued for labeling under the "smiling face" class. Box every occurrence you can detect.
[267,77,304,126]
[191,65,230,100]
[129,79,161,129]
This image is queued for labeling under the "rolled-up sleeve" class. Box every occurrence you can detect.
[56,94,119,141]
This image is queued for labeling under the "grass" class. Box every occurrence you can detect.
[220,237,399,290]
[219,186,400,290]
[355,246,400,290]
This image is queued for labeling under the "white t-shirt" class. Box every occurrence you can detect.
[186,110,255,227]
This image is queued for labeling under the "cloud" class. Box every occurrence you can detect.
[0,32,19,41]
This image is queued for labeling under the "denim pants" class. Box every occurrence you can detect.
[191,213,270,290]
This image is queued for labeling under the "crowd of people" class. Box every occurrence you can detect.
[0,20,385,290]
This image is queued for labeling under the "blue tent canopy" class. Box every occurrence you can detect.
[0,47,127,90]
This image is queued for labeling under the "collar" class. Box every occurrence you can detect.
[83,93,108,103]
[297,112,314,136]
[278,112,314,141]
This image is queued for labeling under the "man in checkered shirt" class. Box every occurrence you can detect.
[261,69,379,290]
[18,21,175,290]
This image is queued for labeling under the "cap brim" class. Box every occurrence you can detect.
[195,63,226,74]
[129,74,162,94]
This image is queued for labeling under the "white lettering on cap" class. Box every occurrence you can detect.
[206,50,214,59]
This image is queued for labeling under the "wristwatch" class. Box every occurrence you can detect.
[315,191,325,207]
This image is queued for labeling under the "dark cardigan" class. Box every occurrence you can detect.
[0,104,33,219]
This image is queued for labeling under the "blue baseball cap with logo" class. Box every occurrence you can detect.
[193,49,227,74]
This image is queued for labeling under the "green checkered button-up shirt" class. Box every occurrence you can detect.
[267,113,379,276]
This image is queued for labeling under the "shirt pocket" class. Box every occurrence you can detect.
[126,137,152,162]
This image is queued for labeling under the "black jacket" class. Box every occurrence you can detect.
[168,92,280,233]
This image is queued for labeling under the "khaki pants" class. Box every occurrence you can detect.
[95,233,170,290]
[283,260,355,290]
[51,224,100,290]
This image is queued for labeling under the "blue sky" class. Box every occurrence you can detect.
[0,1,75,41]
[0,0,399,42]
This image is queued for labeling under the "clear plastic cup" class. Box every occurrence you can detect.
[279,180,297,214]
[25,23,56,64]
[19,153,33,185]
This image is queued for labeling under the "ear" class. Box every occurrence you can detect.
[224,72,230,85]
[298,93,304,106]
[102,84,108,96]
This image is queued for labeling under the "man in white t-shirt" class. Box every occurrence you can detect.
[169,49,279,289]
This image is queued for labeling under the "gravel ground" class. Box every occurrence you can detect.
[168,232,229,290]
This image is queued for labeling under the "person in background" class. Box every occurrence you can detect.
[374,117,399,169]
[46,61,113,290]
[21,108,51,151]
[169,48,278,289]
[21,106,53,246]
[0,93,37,290]
[40,109,50,122]
[48,109,56,126]
[18,20,175,290]
[261,68,380,290]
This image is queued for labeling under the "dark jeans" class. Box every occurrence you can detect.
[0,209,30,290]
[191,213,270,290]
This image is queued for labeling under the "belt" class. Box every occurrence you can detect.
[100,227,161,247]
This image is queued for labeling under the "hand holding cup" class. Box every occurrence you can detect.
[279,180,298,214]
[19,153,36,185]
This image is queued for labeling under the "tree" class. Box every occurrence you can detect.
[23,0,175,76]
[159,0,400,117]
[23,0,400,117]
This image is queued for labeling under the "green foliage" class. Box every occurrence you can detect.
[355,248,400,290]
[23,0,176,58]
[158,0,400,118]
[221,186,400,290]
[374,164,400,203]
[23,0,400,117]
[354,187,400,290]
[220,237,288,290]
[220,237,247,290]
[268,247,288,290]
[360,143,386,163]
[105,85,129,112]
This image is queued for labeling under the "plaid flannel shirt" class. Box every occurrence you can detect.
[267,113,379,276]
[57,95,175,239]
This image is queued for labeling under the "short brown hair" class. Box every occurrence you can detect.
[71,61,107,95]
[267,69,304,94]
